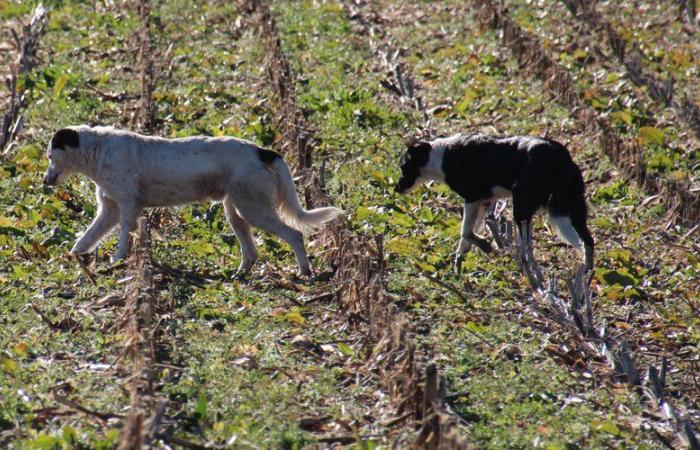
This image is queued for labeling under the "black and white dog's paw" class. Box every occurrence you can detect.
[470,235,493,254]
[110,253,126,265]
[452,253,465,275]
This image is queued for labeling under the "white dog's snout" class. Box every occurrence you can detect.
[43,166,60,185]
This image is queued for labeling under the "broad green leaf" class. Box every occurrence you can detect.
[369,171,386,184]
[611,111,632,126]
[285,311,306,326]
[354,206,371,221]
[386,238,419,257]
[590,96,607,110]
[417,208,434,223]
[337,343,354,357]
[29,434,62,449]
[416,261,437,273]
[455,88,479,113]
[389,213,414,228]
[62,425,77,444]
[53,74,69,98]
[597,269,638,287]
[1,358,17,374]
[638,126,665,146]
[591,420,621,436]
[466,321,486,333]
[195,392,207,422]
[573,49,588,60]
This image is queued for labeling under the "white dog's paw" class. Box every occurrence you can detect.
[70,243,86,256]
[234,269,250,280]
[235,260,255,277]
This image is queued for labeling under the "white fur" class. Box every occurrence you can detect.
[491,186,511,199]
[548,214,582,248]
[416,145,446,186]
[44,125,342,276]
[501,135,547,151]
[270,157,340,234]
[403,133,592,271]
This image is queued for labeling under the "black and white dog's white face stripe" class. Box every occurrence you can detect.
[394,133,595,271]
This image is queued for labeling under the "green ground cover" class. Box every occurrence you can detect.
[501,0,700,181]
[1,1,384,448]
[273,1,696,447]
[594,0,700,105]
[1,0,698,448]
[1,3,144,448]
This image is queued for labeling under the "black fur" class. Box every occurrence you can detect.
[395,134,595,269]
[258,148,282,165]
[395,141,431,193]
[440,135,593,251]
[51,128,80,150]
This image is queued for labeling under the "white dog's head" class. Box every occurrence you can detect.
[43,128,80,186]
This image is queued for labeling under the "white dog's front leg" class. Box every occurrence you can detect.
[112,202,141,263]
[71,194,120,255]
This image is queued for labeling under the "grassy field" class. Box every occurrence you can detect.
[1,0,699,448]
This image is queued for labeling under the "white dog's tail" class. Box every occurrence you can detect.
[269,157,343,233]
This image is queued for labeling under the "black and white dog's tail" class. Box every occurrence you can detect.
[269,157,343,233]
[547,161,595,268]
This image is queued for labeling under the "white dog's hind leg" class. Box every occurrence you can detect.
[271,224,311,276]
[112,202,141,263]
[237,199,312,276]
[223,197,258,275]
[71,193,120,255]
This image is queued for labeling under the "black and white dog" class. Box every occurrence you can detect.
[395,134,594,272]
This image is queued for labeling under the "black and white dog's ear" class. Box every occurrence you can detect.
[51,128,80,150]
[409,140,431,153]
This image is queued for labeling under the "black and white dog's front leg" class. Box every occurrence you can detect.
[453,201,493,273]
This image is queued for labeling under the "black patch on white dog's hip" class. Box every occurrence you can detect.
[51,128,80,150]
[258,148,282,165]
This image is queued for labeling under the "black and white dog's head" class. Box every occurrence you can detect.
[43,128,80,186]
[395,141,431,193]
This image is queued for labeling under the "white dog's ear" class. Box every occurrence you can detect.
[51,128,80,150]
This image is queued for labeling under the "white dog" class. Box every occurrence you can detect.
[43,125,342,276]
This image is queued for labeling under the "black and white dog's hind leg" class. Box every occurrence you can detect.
[547,164,595,271]
[453,200,493,273]
[516,219,545,288]
[512,165,552,285]
[547,207,594,271]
